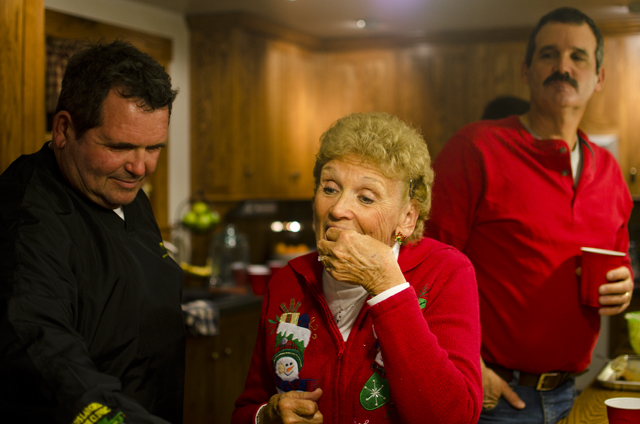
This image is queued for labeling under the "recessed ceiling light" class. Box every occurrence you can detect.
[356,20,366,28]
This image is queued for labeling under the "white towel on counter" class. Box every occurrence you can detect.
[181,300,220,336]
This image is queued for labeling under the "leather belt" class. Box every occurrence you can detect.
[485,362,579,392]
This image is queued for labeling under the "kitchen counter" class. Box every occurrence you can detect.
[558,378,640,423]
[559,321,640,424]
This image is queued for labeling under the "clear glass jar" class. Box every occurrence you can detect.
[208,224,249,288]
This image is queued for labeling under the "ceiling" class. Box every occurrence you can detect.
[127,0,636,38]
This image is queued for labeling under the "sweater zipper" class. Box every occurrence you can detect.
[305,275,347,355]
[304,275,346,423]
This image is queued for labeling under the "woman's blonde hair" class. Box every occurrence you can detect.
[313,112,433,242]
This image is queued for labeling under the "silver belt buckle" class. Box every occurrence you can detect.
[536,372,560,391]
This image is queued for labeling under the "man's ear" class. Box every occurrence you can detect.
[396,200,420,238]
[594,67,605,93]
[51,111,74,149]
[520,61,529,85]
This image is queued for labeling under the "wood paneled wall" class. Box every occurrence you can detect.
[0,0,44,172]
[190,13,640,201]
[314,41,530,158]
[580,34,640,195]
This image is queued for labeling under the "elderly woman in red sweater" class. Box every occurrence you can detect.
[232,112,482,424]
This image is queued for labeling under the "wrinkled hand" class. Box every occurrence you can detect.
[316,228,405,296]
[261,388,323,424]
[481,361,525,411]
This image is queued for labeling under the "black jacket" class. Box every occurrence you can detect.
[0,144,185,423]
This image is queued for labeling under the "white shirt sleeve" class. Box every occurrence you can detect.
[367,282,410,306]
[255,404,267,424]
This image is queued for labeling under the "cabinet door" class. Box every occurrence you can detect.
[183,305,261,424]
[261,42,319,199]
[190,27,267,201]
[183,333,221,423]
[190,24,321,201]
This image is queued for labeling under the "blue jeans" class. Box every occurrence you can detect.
[478,371,576,424]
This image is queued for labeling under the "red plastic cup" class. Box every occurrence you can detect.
[580,247,626,307]
[248,265,270,296]
[231,262,247,287]
[605,397,640,423]
[267,260,286,281]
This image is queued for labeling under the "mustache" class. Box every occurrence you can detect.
[543,71,578,89]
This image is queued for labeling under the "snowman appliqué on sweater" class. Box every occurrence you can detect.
[273,311,315,393]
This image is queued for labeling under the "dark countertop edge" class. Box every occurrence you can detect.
[182,287,263,315]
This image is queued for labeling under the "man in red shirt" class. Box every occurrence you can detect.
[427,7,634,424]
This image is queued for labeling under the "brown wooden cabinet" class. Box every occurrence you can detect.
[619,35,640,199]
[183,301,262,424]
[188,17,322,201]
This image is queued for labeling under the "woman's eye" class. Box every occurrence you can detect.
[359,196,374,205]
[323,187,337,195]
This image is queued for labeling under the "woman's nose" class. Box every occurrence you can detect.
[329,193,355,220]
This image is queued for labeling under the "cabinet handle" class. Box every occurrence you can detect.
[211,351,220,361]
[631,167,637,183]
[224,347,233,356]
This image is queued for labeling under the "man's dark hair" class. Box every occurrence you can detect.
[481,96,530,120]
[55,40,178,139]
[524,7,604,73]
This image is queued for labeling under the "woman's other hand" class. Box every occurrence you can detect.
[317,227,405,296]
[261,388,323,424]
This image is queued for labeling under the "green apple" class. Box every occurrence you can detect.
[209,211,220,225]
[191,201,209,215]
[182,211,198,228]
[195,212,214,231]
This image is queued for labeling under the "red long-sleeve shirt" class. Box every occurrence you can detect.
[426,116,633,374]
[233,237,482,424]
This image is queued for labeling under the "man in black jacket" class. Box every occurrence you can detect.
[0,40,185,424]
